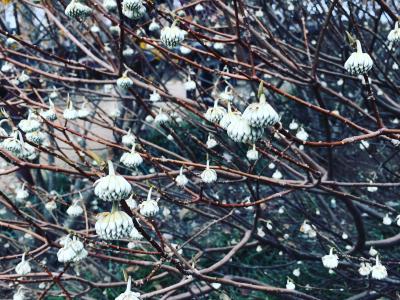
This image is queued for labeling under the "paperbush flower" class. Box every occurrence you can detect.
[200,160,217,184]
[57,236,88,263]
[205,100,226,123]
[18,112,41,133]
[388,21,400,44]
[103,0,117,11]
[160,24,185,49]
[246,144,259,161]
[243,94,279,127]
[122,129,136,147]
[322,248,339,269]
[95,203,134,240]
[94,160,132,201]
[371,256,387,280]
[344,40,373,75]
[175,167,188,187]
[67,197,83,217]
[65,0,92,19]
[15,253,31,275]
[117,72,133,89]
[139,188,159,217]
[149,19,160,32]
[120,144,143,168]
[40,100,57,121]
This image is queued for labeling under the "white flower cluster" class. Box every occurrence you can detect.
[344,40,373,75]
[160,24,186,49]
[57,236,88,263]
[139,188,159,217]
[94,161,132,201]
[15,253,31,275]
[120,144,143,168]
[65,0,92,19]
[95,208,134,240]
[122,0,146,19]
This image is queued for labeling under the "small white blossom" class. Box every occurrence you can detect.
[160,24,185,48]
[120,144,143,168]
[286,278,295,290]
[322,248,339,269]
[201,160,217,184]
[95,203,134,240]
[382,214,392,225]
[94,160,132,201]
[344,40,373,75]
[65,0,92,19]
[57,236,88,263]
[371,256,387,280]
[139,188,159,217]
[246,144,259,161]
[358,262,372,276]
[15,253,31,275]
[175,167,189,187]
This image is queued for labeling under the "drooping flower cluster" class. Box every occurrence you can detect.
[344,40,373,75]
[94,161,132,201]
[65,0,92,19]
[57,235,88,263]
[122,0,146,20]
[139,188,159,217]
[160,23,186,49]
[115,277,141,300]
[95,202,134,240]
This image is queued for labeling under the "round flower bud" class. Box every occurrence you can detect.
[67,198,83,217]
[117,72,133,89]
[200,160,217,184]
[94,160,132,201]
[122,129,136,147]
[18,72,30,83]
[95,204,134,240]
[149,90,161,102]
[63,100,79,120]
[125,195,138,209]
[246,144,259,161]
[18,112,41,133]
[15,253,31,275]
[149,19,160,32]
[358,262,372,276]
[204,100,226,123]
[195,3,204,12]
[15,184,29,202]
[154,108,169,125]
[2,131,23,155]
[322,248,339,269]
[371,256,387,280]
[139,188,159,217]
[286,279,295,290]
[388,21,400,44]
[40,100,57,121]
[115,277,140,300]
[243,94,279,127]
[344,40,373,75]
[123,47,135,58]
[57,236,88,263]
[206,135,218,149]
[184,78,196,91]
[65,0,92,19]
[296,128,309,141]
[26,131,46,145]
[120,144,143,168]
[13,286,25,300]
[175,167,188,187]
[45,200,57,211]
[160,24,185,49]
